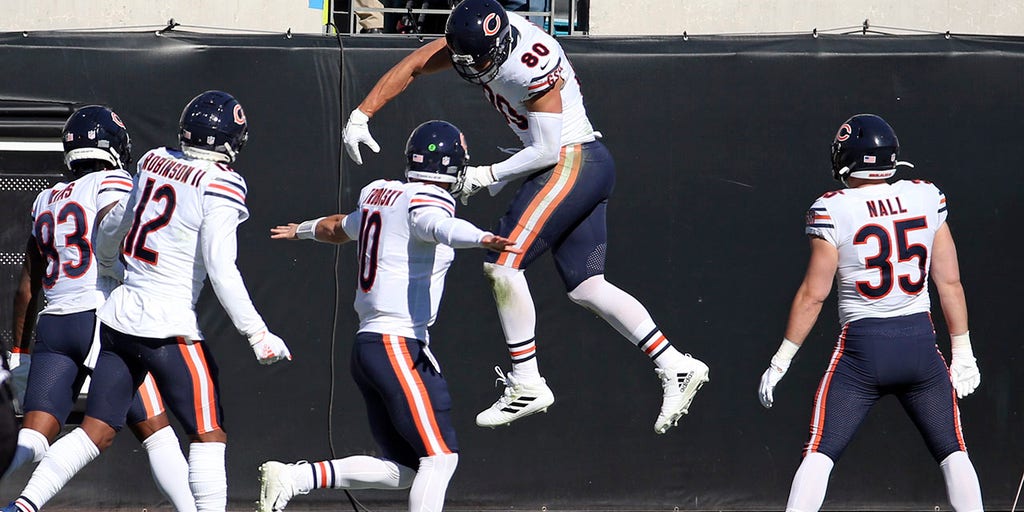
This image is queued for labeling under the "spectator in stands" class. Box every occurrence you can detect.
[356,0,385,33]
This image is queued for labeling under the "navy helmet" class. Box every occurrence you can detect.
[830,113,913,182]
[179,90,248,163]
[405,120,469,184]
[62,105,132,175]
[445,0,514,85]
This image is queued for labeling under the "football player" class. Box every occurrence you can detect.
[4,106,195,512]
[257,121,518,512]
[341,0,709,434]
[6,92,291,512]
[757,114,984,512]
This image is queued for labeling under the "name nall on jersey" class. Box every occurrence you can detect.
[867,197,908,218]
[140,152,208,186]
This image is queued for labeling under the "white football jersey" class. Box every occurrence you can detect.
[806,180,948,325]
[483,12,595,147]
[97,147,264,339]
[340,179,459,342]
[29,169,132,315]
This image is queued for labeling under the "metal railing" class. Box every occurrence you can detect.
[327,0,581,36]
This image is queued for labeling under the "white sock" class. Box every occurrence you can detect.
[19,427,100,511]
[4,429,50,476]
[484,263,541,382]
[940,451,983,512]
[567,275,687,369]
[143,426,196,512]
[409,453,459,512]
[785,451,834,512]
[188,442,226,512]
[300,456,415,492]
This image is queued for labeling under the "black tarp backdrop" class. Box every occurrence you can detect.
[0,30,1022,510]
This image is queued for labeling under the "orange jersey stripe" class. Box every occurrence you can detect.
[382,335,451,455]
[102,178,133,187]
[208,183,246,202]
[137,373,164,418]
[496,145,582,267]
[807,325,848,453]
[177,338,220,433]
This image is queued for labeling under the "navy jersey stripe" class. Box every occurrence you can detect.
[408,204,453,217]
[808,223,834,228]
[98,187,132,194]
[214,176,247,194]
[205,191,246,207]
[416,191,456,208]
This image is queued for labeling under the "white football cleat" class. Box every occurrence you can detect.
[476,366,555,428]
[654,355,710,434]
[258,461,307,512]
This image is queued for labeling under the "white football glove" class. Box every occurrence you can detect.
[455,165,497,206]
[759,356,790,409]
[342,109,380,165]
[248,330,292,365]
[950,348,980,399]
[7,352,30,409]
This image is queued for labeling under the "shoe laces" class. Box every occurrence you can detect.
[491,366,521,405]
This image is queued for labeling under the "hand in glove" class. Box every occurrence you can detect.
[248,330,292,365]
[758,356,790,409]
[342,109,380,165]
[454,165,497,206]
[949,332,980,399]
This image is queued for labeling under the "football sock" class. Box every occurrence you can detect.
[5,429,49,476]
[19,427,99,511]
[484,263,541,382]
[940,451,983,512]
[785,451,834,512]
[567,275,687,369]
[143,426,196,512]
[188,441,226,512]
[409,453,458,512]
[300,456,415,492]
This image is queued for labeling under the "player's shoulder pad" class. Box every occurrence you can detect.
[95,169,134,195]
[504,16,562,89]
[408,182,456,217]
[203,165,248,209]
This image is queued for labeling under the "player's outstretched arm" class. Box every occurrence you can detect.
[270,214,351,244]
[759,236,837,408]
[930,223,979,398]
[344,38,452,165]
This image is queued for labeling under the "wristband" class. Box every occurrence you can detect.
[951,331,973,357]
[349,108,369,125]
[770,338,801,369]
[296,217,325,241]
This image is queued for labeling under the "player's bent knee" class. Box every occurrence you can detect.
[80,416,118,452]
[128,412,171,441]
[566,274,608,308]
[417,452,459,482]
